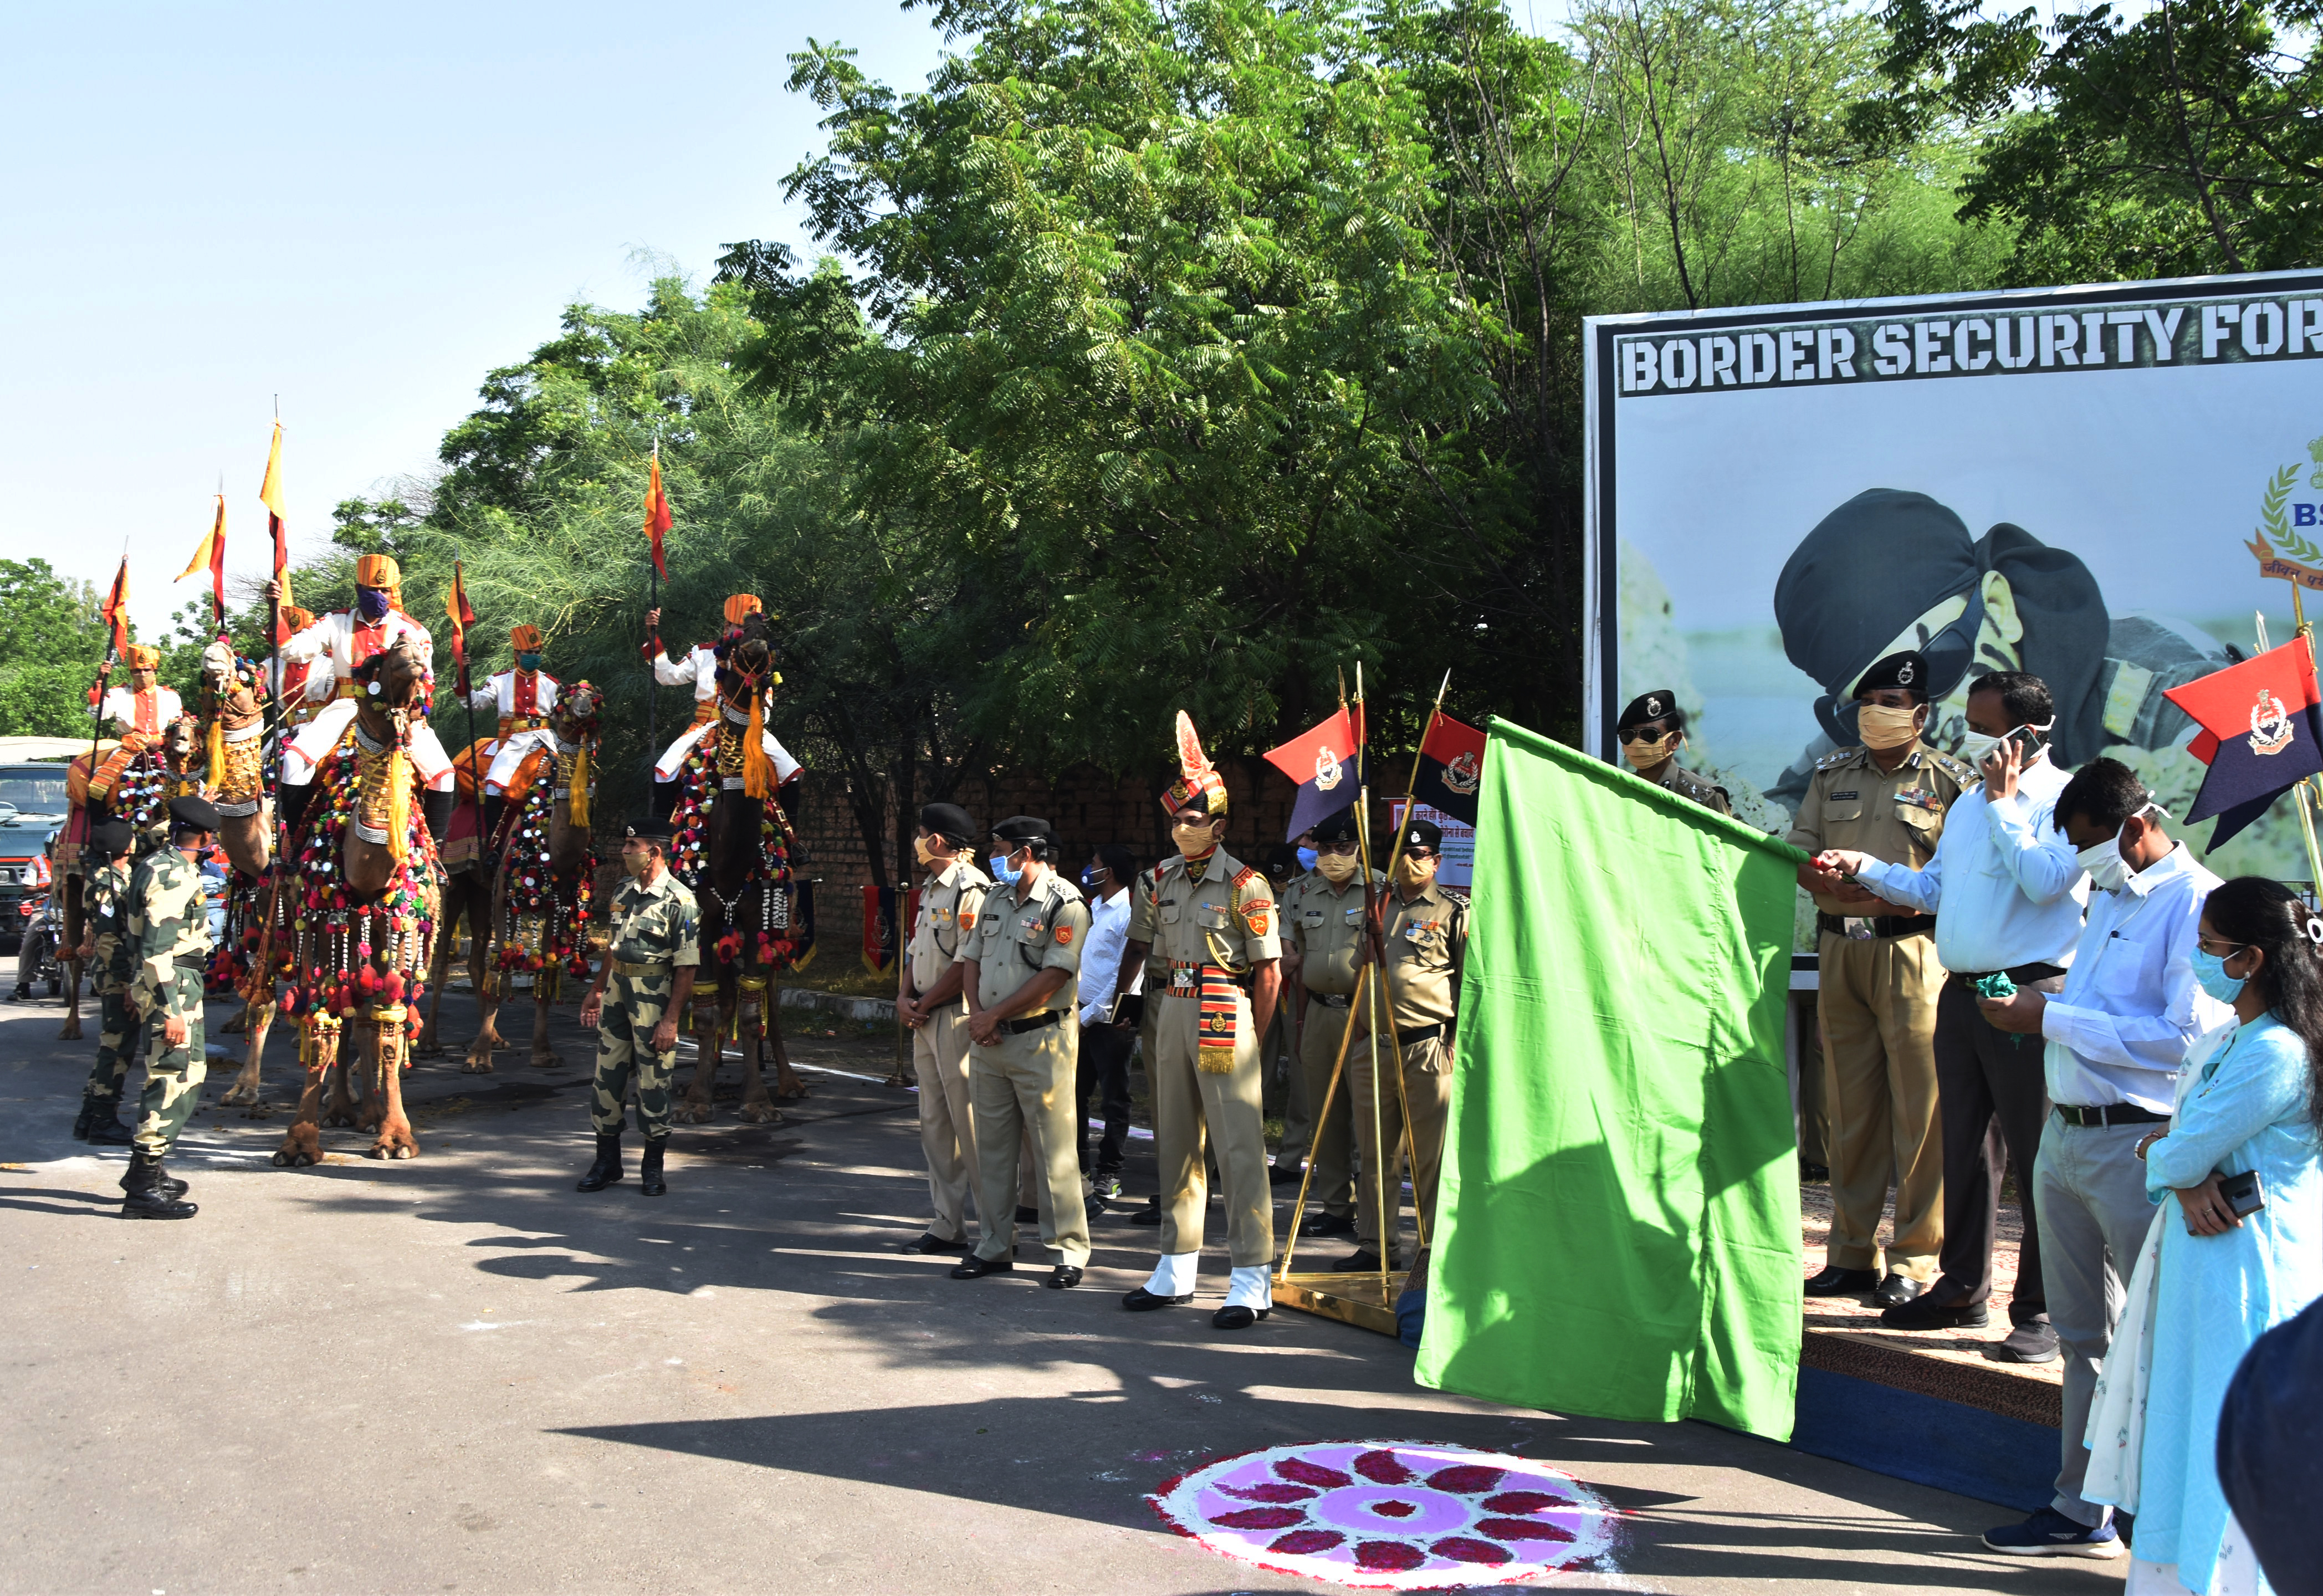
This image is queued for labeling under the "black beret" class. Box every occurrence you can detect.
[1401,818,1443,853]
[991,815,1053,845]
[1312,807,1359,843]
[90,819,135,856]
[166,795,221,834]
[1617,690,1684,733]
[623,816,675,842]
[1854,650,1931,700]
[919,802,975,845]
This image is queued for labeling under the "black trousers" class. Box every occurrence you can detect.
[1076,1021,1135,1173]
[1926,975,2055,1321]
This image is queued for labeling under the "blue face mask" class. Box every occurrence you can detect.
[1297,847,1319,872]
[1080,866,1105,889]
[2191,947,2248,1004]
[516,652,541,672]
[991,852,1022,886]
[355,586,391,623]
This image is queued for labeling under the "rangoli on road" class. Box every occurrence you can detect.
[1149,1439,1619,1589]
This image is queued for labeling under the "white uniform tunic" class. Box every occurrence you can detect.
[649,644,801,784]
[277,608,452,790]
[101,685,185,739]
[465,669,561,794]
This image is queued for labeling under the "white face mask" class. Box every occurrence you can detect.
[1959,718,2054,765]
[2077,834,2131,893]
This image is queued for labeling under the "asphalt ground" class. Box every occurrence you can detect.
[0,985,2121,1594]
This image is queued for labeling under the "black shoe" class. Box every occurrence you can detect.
[1014,1205,1039,1223]
[575,1132,623,1191]
[1130,1199,1163,1227]
[1880,1296,1988,1331]
[11,985,28,1001]
[1214,1304,1270,1329]
[638,1140,667,1198]
[1331,1249,1391,1273]
[1046,1265,1084,1290]
[1992,1319,2060,1364]
[1123,1286,1193,1311]
[1871,1272,1926,1309]
[1803,1266,1880,1296]
[1297,1211,1355,1238]
[114,1158,187,1199]
[119,1152,196,1220]
[905,1232,970,1255]
[85,1102,134,1147]
[72,1096,98,1140]
[1268,1163,1303,1185]
[1800,1163,1829,1182]
[950,1255,1014,1278]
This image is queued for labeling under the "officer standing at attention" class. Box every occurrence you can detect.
[1785,650,1976,1307]
[70,819,140,1146]
[897,802,992,1255]
[575,819,701,1198]
[1616,689,1732,815]
[119,796,219,1220]
[1121,713,1283,1330]
[1340,818,1467,1292]
[1278,807,1377,1241]
[950,816,1094,1290]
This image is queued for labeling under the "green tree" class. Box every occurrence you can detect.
[0,560,109,738]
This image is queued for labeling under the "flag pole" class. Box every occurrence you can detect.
[1350,663,1391,1292]
[457,565,487,856]
[644,434,662,790]
[2280,582,2323,894]
[1380,669,1452,889]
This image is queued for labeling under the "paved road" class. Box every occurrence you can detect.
[0,988,2119,1594]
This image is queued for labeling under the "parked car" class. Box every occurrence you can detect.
[0,763,71,957]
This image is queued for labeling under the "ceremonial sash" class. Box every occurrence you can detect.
[1198,965,1239,1073]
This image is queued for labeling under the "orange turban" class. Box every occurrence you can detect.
[723,594,764,627]
[354,554,401,589]
[123,644,160,671]
[509,623,543,652]
[1163,710,1229,815]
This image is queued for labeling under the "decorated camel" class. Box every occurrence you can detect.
[417,679,607,1072]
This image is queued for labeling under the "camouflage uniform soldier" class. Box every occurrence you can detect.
[70,819,139,1145]
[120,796,219,1220]
[575,817,700,1198]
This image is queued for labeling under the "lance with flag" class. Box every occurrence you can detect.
[446,561,485,848]
[642,441,673,774]
[1411,703,1487,828]
[175,489,229,628]
[258,416,290,782]
[85,555,132,796]
[2166,637,2323,854]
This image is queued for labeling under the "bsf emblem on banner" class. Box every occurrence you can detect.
[2251,689,2295,756]
[1314,747,1343,791]
[1443,750,1482,795]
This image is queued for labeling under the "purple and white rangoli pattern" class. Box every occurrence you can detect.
[1148,1439,1619,1589]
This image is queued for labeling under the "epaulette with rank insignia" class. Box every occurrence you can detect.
[1930,749,1981,787]
[1814,745,1867,772]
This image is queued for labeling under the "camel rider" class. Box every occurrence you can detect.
[267,604,331,739]
[120,795,219,1221]
[266,555,455,821]
[468,622,562,848]
[642,596,801,795]
[70,819,140,1147]
[98,644,184,741]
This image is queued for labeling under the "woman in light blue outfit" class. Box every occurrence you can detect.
[2122,877,2323,1594]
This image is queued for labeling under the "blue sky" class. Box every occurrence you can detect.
[1,2,950,638]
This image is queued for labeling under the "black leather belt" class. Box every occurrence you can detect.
[1310,992,1352,1010]
[1817,912,1937,940]
[2054,1103,2168,1128]
[1957,961,2067,985]
[1397,1021,1454,1046]
[1001,1010,1063,1035]
[173,952,208,970]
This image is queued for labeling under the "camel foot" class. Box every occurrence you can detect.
[671,1099,718,1126]
[321,1108,357,1129]
[736,1099,786,1126]
[220,1080,262,1107]
[58,1018,83,1041]
[272,1125,323,1167]
[530,1051,560,1071]
[774,1082,812,1102]
[357,1103,385,1133]
[221,1010,247,1035]
[460,1056,495,1075]
[366,1130,419,1160]
[415,1038,445,1058]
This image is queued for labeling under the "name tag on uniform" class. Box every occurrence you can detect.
[1301,910,1324,927]
[1829,790,1859,801]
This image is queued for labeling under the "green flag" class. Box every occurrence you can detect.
[1415,717,1806,1441]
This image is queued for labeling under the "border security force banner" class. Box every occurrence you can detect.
[1586,269,2323,918]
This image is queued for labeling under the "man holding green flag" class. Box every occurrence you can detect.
[1416,719,1804,1441]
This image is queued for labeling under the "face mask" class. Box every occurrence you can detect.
[1621,731,1679,768]
[1856,702,1922,750]
[1961,718,2054,764]
[2190,947,2248,1004]
[990,852,1023,886]
[1316,851,1359,884]
[516,652,541,672]
[1172,821,1217,860]
[1295,847,1319,872]
[1081,866,1106,889]
[355,587,391,624]
[1396,855,1437,889]
[913,834,935,866]
[1957,728,2000,763]
[621,846,648,879]
[2078,832,2132,893]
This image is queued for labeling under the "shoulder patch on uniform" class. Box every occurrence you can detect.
[959,910,975,929]
[1231,865,1260,888]
[1053,923,1074,945]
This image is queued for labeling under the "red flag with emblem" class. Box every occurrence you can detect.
[2162,637,2323,849]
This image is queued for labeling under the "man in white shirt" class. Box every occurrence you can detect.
[265,556,452,796]
[1819,672,2084,1362]
[465,622,562,848]
[99,645,184,741]
[1972,759,2228,1559]
[1074,843,1141,1199]
[641,597,801,792]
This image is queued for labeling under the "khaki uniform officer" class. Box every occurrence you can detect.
[575,818,702,1199]
[897,802,993,1255]
[1616,688,1732,815]
[1122,712,1283,1331]
[1340,818,1467,1285]
[71,819,140,1146]
[1280,807,1379,1241]
[120,796,221,1220]
[1785,649,1976,1306]
[950,816,1094,1290]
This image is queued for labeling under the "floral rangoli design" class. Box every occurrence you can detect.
[1148,1440,1618,1589]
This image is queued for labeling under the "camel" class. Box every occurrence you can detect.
[267,640,444,1167]
[667,613,810,1125]
[416,681,606,1073]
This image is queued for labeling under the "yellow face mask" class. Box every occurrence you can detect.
[1857,702,1923,750]
[1396,853,1438,890]
[1315,850,1359,884]
[913,833,936,866]
[1621,730,1680,769]
[1172,820,1219,860]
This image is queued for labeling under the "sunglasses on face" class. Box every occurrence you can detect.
[1621,722,1678,743]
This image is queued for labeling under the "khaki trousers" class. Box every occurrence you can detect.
[912,1006,979,1244]
[1295,997,1359,1219]
[1351,1029,1452,1260]
[1817,930,1944,1279]
[1151,989,1275,1268]
[969,1020,1089,1267]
